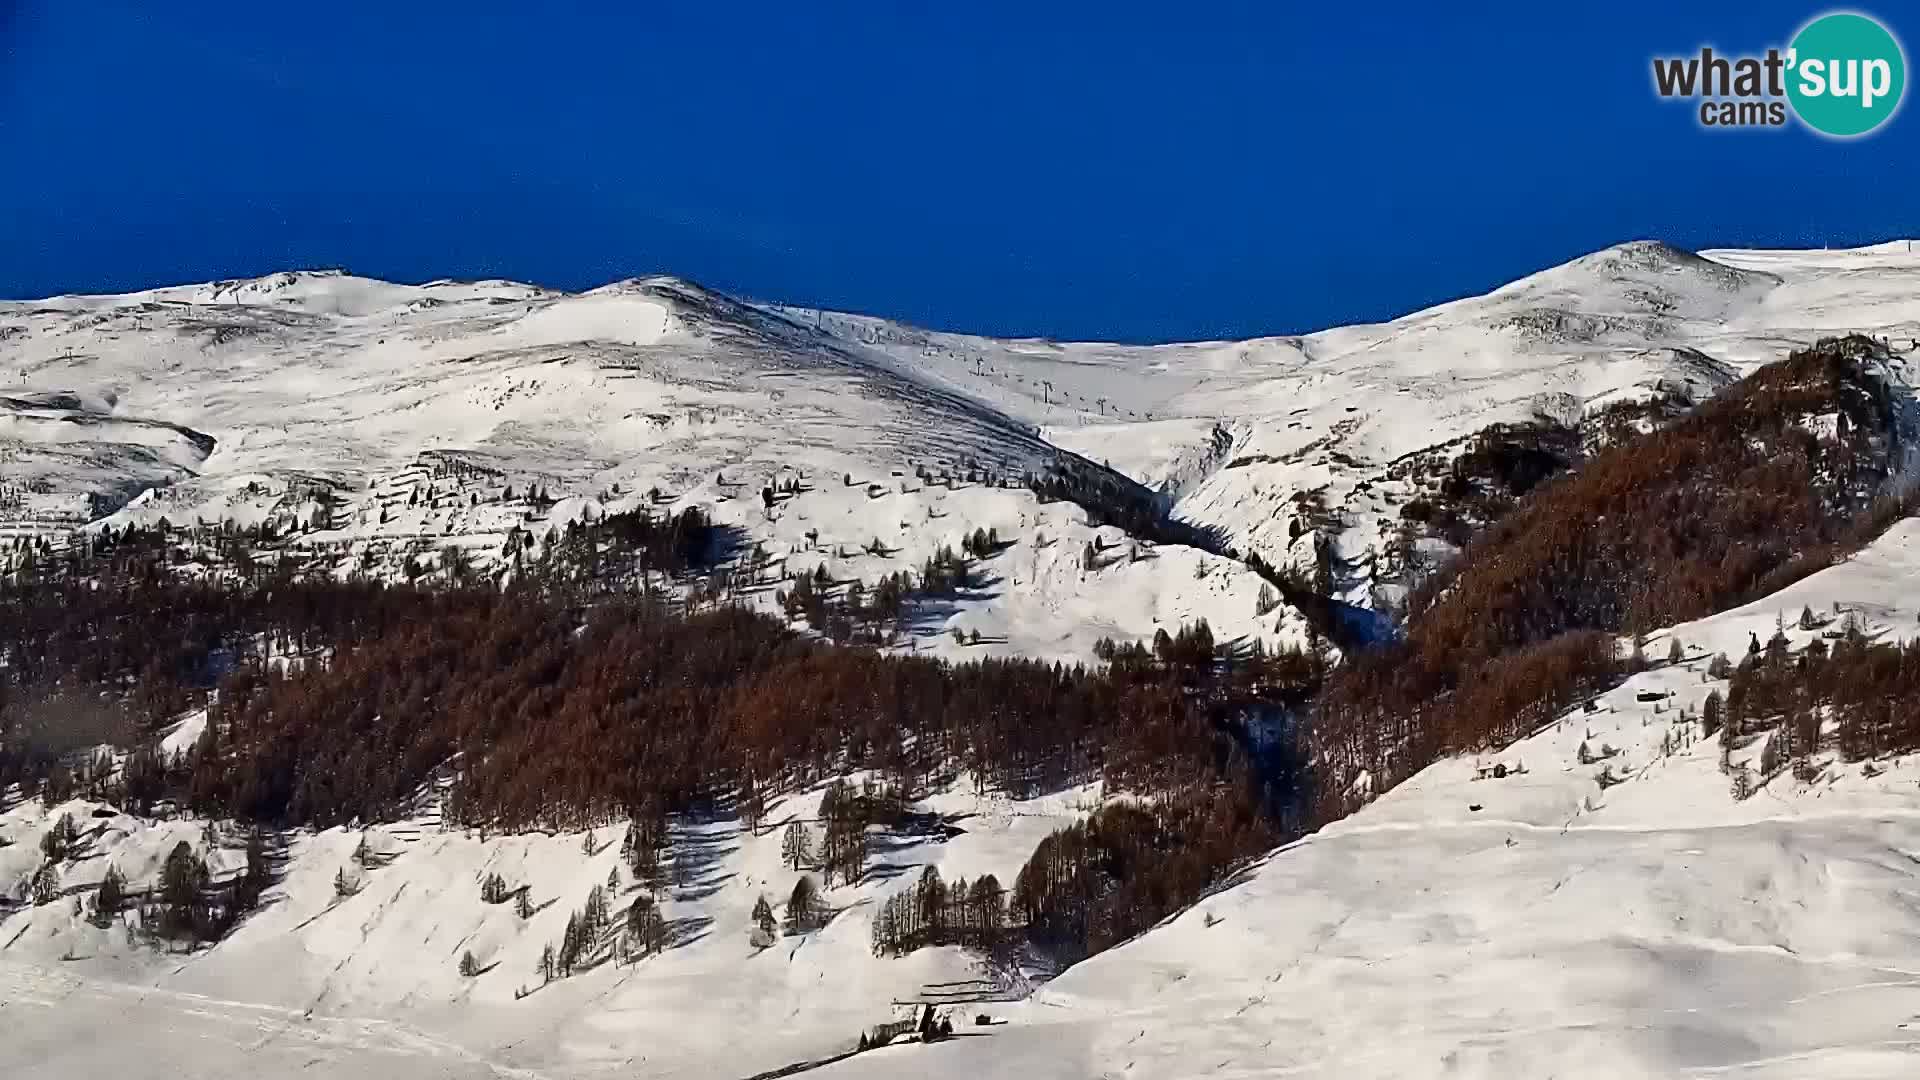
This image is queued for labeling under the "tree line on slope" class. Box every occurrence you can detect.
[15,811,274,952]
[11,336,1904,967]
[2,501,1315,963]
[1717,611,1920,789]
[1310,334,1914,818]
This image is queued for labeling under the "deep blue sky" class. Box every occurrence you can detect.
[2,3,1915,342]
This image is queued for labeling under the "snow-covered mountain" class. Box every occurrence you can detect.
[12,241,1920,627]
[10,239,1920,1079]
[812,518,1920,1080]
[1,269,1312,663]
[793,240,1920,605]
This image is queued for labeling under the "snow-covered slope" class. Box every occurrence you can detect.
[0,270,1311,662]
[789,240,1920,602]
[1,270,1048,506]
[10,242,1920,621]
[13,470,1920,1080]
[810,518,1920,1080]
[10,240,1920,1079]
[0,776,1095,1079]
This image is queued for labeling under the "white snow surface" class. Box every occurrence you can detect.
[780,239,1920,599]
[9,240,1920,615]
[10,240,1920,1076]
[1,269,1314,662]
[806,518,1920,1080]
[12,517,1920,1078]
[2,779,1099,1079]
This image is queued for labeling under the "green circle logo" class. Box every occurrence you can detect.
[1787,12,1906,137]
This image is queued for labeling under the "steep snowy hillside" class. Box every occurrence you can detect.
[10,240,1920,1080]
[1,777,1093,1080]
[811,518,1920,1080]
[12,454,1920,1080]
[791,241,1920,605]
[10,241,1920,625]
[0,270,1052,506]
[0,270,1309,662]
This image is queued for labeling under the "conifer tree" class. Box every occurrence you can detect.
[92,865,126,925]
[234,828,271,912]
[970,875,1003,941]
[559,912,582,976]
[31,863,60,906]
[752,893,777,943]
[780,821,812,871]
[160,841,212,941]
[785,876,819,934]
[627,894,666,957]
[739,774,765,836]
